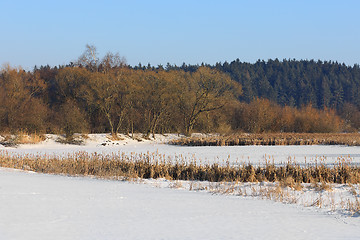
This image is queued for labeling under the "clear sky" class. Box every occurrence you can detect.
[1,0,359,70]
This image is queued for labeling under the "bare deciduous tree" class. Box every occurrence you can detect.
[175,67,242,135]
[77,44,99,71]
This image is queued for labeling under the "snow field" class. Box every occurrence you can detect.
[0,168,360,240]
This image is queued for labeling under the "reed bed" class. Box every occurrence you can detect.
[170,133,360,146]
[0,151,359,184]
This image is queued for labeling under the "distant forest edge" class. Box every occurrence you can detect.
[1,45,360,137]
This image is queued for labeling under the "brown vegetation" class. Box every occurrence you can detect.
[0,151,359,184]
[0,65,48,133]
[0,131,45,146]
[231,98,343,133]
[170,133,360,146]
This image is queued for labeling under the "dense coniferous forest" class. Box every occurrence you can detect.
[216,59,360,109]
[1,46,360,136]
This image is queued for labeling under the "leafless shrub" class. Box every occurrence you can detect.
[0,131,45,146]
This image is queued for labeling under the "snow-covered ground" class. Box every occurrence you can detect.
[1,168,359,240]
[1,134,360,239]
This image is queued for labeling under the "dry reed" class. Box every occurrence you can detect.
[170,133,360,146]
[0,151,359,184]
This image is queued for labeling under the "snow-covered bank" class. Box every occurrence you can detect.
[0,168,359,240]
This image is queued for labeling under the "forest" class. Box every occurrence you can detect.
[1,46,360,138]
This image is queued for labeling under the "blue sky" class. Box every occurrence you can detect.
[1,0,359,69]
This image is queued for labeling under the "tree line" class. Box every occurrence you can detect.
[159,58,360,131]
[0,46,359,137]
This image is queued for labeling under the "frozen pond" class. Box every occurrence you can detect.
[2,134,360,166]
